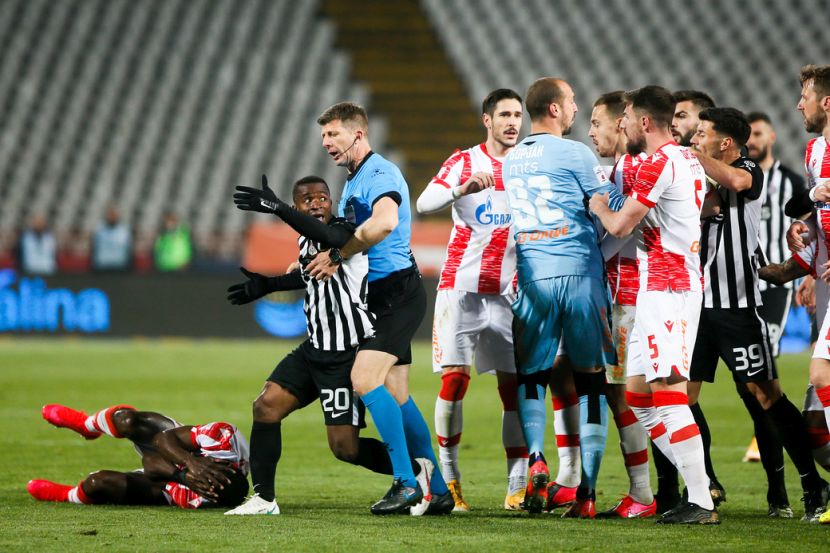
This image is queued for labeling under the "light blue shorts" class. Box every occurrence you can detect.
[512,275,615,374]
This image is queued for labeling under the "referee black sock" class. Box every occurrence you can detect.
[738,390,788,505]
[690,402,719,484]
[249,421,281,502]
[765,394,823,492]
[351,437,393,475]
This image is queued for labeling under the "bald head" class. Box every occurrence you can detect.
[526,78,568,121]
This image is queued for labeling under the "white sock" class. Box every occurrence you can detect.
[552,393,580,488]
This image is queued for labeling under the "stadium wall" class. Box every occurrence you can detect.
[0,269,438,340]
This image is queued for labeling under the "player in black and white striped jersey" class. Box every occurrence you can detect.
[688,108,827,519]
[225,175,394,516]
[746,111,807,354]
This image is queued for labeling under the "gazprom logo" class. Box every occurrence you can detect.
[475,197,511,226]
[0,269,109,332]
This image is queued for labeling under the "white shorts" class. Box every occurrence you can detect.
[804,384,824,411]
[813,306,830,360]
[432,289,516,374]
[628,290,701,382]
[606,303,636,385]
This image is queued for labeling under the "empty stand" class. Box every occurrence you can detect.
[0,0,389,251]
[423,0,827,172]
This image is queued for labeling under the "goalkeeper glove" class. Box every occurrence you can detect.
[227,267,272,305]
[233,175,287,215]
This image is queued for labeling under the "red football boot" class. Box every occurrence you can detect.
[597,495,657,519]
[41,404,101,440]
[27,479,72,502]
[522,458,550,514]
[545,481,577,511]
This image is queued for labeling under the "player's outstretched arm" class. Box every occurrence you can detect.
[786,218,816,253]
[234,175,353,248]
[227,267,304,305]
[590,194,649,238]
[758,258,810,286]
[694,152,752,193]
[306,196,399,280]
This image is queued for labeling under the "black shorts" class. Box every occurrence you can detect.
[362,265,426,366]
[268,340,365,427]
[758,287,792,357]
[690,307,778,383]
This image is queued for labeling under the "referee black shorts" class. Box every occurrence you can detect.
[690,307,778,384]
[268,339,365,427]
[362,265,427,366]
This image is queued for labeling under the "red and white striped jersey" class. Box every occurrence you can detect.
[431,143,516,295]
[605,152,647,305]
[163,421,250,509]
[805,137,830,326]
[629,142,706,293]
[807,137,830,285]
[190,421,250,475]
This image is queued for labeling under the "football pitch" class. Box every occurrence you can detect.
[1,338,828,552]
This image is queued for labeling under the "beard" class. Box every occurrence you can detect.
[626,133,646,155]
[805,110,827,134]
[677,128,696,147]
[626,140,644,157]
[748,144,769,162]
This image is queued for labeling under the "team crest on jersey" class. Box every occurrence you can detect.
[475,196,511,226]
[307,243,318,256]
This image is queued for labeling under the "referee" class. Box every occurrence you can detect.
[688,107,828,520]
[307,102,451,515]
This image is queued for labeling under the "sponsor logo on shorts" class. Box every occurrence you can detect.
[664,320,674,333]
[432,323,443,364]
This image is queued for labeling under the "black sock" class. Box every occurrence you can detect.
[652,442,679,498]
[690,403,718,483]
[349,437,394,475]
[249,421,281,502]
[765,395,823,492]
[573,371,606,424]
[738,391,788,505]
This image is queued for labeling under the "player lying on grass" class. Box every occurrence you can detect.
[28,404,249,509]
[228,175,449,515]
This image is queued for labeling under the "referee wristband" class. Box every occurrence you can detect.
[809,185,818,202]
[451,187,462,200]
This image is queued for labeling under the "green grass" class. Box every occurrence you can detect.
[1,338,828,552]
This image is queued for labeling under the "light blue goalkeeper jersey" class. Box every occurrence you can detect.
[503,133,624,285]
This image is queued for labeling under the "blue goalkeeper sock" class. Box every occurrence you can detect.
[517,370,549,455]
[400,396,449,495]
[361,386,417,488]
[578,387,608,492]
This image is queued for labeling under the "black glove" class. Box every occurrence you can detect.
[226,267,271,305]
[233,175,287,215]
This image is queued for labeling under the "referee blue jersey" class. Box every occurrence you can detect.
[338,152,414,281]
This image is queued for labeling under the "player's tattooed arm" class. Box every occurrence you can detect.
[758,258,809,286]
